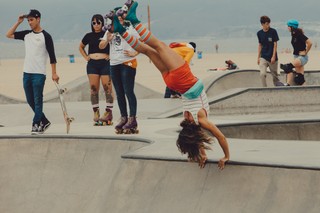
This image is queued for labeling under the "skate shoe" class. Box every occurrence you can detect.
[100,108,113,126]
[40,117,51,133]
[115,116,128,134]
[31,123,41,135]
[123,1,140,26]
[122,116,139,134]
[102,10,115,32]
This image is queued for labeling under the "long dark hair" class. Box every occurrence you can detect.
[91,14,104,32]
[291,27,304,36]
[176,120,213,161]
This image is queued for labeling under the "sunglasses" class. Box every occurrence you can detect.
[92,21,102,26]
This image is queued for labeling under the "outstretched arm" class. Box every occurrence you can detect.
[198,109,230,170]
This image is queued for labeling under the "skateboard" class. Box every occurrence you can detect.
[54,81,74,133]
[207,68,228,71]
[275,81,285,86]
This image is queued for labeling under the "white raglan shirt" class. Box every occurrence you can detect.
[14,30,57,75]
[101,24,140,66]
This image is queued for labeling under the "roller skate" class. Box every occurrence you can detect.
[102,10,115,32]
[99,108,113,126]
[93,110,103,126]
[115,116,128,134]
[116,0,135,18]
[122,1,140,26]
[122,116,139,134]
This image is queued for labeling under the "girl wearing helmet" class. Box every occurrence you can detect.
[280,19,312,86]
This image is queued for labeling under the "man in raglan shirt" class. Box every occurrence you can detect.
[6,9,60,134]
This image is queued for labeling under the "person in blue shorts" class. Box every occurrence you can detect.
[280,19,312,86]
[79,14,114,125]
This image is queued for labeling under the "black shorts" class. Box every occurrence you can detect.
[87,59,110,75]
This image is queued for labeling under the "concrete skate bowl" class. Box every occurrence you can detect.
[44,75,162,103]
[150,85,320,119]
[204,69,320,98]
[209,85,320,115]
[219,120,320,140]
[1,136,320,213]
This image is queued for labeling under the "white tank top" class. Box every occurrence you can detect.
[182,90,209,125]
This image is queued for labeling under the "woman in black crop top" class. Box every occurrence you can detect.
[280,19,312,86]
[79,14,114,125]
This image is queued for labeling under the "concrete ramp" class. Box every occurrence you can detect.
[205,69,320,98]
[219,120,320,140]
[1,137,319,213]
[151,85,320,118]
[209,86,320,115]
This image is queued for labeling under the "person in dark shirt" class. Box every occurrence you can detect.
[6,9,59,135]
[280,19,312,86]
[79,14,114,125]
[257,15,281,87]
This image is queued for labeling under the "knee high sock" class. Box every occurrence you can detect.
[134,23,152,43]
[122,31,141,49]
[121,23,153,50]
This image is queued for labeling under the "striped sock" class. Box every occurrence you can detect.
[106,103,113,111]
[134,23,152,43]
[122,31,140,49]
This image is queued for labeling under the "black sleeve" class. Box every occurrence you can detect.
[14,30,31,40]
[81,33,90,45]
[43,30,57,64]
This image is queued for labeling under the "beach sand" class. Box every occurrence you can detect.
[1,51,319,100]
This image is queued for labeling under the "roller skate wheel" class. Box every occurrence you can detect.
[116,9,125,17]
[106,18,112,25]
[115,129,123,134]
[122,5,129,12]
[105,11,114,19]
[125,0,133,7]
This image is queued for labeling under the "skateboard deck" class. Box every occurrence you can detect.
[275,81,285,86]
[54,82,74,133]
[207,67,228,71]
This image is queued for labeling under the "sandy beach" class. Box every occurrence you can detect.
[1,51,319,100]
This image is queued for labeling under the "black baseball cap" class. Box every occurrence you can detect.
[26,9,41,18]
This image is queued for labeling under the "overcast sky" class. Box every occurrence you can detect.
[1,0,320,41]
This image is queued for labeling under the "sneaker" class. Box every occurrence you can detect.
[41,119,51,133]
[31,123,41,135]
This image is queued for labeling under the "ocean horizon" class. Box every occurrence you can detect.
[1,36,318,60]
